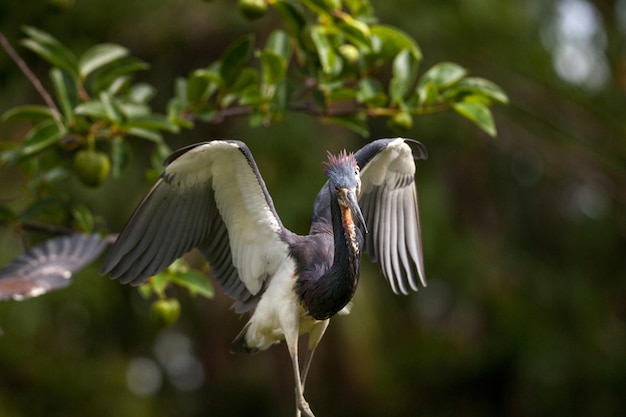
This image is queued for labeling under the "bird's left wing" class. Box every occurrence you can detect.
[355,138,428,295]
[100,140,290,312]
[0,234,108,301]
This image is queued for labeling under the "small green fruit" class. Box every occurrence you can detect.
[238,0,268,20]
[338,44,360,65]
[73,150,111,187]
[152,298,181,326]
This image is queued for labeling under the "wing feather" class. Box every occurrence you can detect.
[356,137,427,294]
[100,140,290,312]
[0,234,108,301]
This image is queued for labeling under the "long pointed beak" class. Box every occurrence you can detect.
[346,189,368,234]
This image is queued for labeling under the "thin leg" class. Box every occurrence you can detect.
[285,328,315,417]
[300,320,329,390]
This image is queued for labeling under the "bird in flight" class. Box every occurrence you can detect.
[100,137,427,417]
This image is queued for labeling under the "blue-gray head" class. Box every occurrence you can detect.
[323,150,367,234]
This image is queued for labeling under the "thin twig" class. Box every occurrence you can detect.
[19,221,76,236]
[0,31,64,130]
[215,105,254,120]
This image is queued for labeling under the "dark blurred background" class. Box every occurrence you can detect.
[1,0,625,416]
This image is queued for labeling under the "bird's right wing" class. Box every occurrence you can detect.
[100,140,290,312]
[355,138,428,295]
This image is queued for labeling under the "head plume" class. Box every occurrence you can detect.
[322,150,359,187]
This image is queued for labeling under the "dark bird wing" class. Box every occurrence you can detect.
[0,233,108,301]
[355,138,428,295]
[100,140,291,313]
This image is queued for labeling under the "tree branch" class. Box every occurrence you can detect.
[0,31,64,130]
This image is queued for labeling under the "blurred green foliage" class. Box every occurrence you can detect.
[0,0,625,417]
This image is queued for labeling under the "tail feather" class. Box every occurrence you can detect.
[231,322,259,354]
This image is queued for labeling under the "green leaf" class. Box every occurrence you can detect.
[137,283,153,299]
[129,83,157,104]
[42,166,70,183]
[71,203,95,232]
[50,68,75,122]
[220,35,254,86]
[420,62,468,90]
[186,74,210,105]
[125,114,179,133]
[21,26,78,78]
[150,272,170,298]
[416,79,440,107]
[446,77,509,104]
[336,14,372,51]
[260,50,287,86]
[300,0,333,16]
[74,101,108,119]
[310,25,342,76]
[107,76,132,96]
[167,98,194,130]
[23,119,65,151]
[357,77,387,107]
[195,63,224,82]
[3,119,65,162]
[231,68,260,94]
[389,49,418,105]
[170,269,214,298]
[172,77,189,110]
[344,0,374,18]
[239,86,266,105]
[370,25,421,62]
[274,0,307,36]
[99,91,124,122]
[266,30,292,61]
[126,127,163,142]
[452,100,496,137]
[2,105,54,123]
[89,57,149,94]
[78,43,129,79]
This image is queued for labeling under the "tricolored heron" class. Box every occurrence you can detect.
[100,137,427,417]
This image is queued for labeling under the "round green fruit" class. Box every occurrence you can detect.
[338,44,360,65]
[73,150,111,187]
[238,0,267,20]
[152,298,181,326]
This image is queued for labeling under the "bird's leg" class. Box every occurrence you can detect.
[300,320,329,390]
[285,326,315,417]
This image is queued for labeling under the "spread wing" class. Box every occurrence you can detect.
[0,234,108,301]
[100,140,290,312]
[355,138,427,295]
